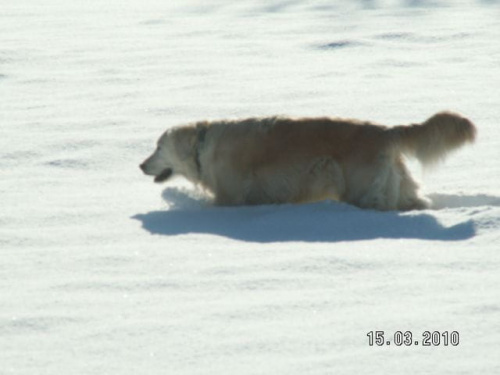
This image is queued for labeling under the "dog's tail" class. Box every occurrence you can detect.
[390,111,476,166]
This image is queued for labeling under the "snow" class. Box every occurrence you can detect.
[1,0,499,374]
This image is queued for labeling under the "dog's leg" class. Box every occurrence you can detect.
[358,153,400,210]
[396,158,430,210]
[301,157,345,203]
[212,178,246,206]
[242,157,345,205]
[243,174,278,205]
[243,167,303,205]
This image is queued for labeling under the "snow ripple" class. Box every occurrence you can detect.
[316,40,367,50]
[429,193,500,209]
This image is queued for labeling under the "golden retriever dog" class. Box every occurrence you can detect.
[140,112,476,210]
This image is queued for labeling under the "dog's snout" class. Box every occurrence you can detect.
[139,163,146,172]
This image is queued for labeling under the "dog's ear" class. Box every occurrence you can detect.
[173,127,197,160]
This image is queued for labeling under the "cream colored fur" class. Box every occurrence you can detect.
[140,112,476,211]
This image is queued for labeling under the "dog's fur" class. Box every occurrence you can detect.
[140,112,476,210]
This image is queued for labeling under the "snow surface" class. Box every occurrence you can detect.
[1,0,500,374]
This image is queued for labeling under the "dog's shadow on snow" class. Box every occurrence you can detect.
[131,188,498,243]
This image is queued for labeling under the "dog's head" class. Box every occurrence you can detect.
[140,127,197,183]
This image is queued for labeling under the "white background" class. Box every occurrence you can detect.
[1,0,499,374]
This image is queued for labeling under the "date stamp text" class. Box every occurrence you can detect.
[367,331,459,347]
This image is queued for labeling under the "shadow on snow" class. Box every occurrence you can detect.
[131,188,487,243]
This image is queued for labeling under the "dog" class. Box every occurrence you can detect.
[140,112,476,210]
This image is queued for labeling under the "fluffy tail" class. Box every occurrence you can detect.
[391,111,477,165]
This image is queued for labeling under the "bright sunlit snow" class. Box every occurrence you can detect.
[1,0,499,374]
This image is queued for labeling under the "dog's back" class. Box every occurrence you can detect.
[208,116,388,170]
